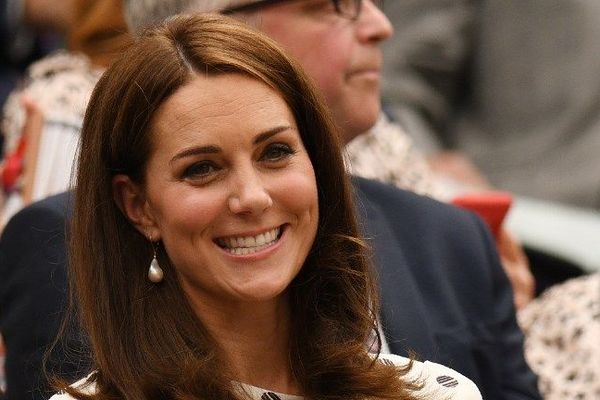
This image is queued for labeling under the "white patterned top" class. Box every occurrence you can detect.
[49,353,481,400]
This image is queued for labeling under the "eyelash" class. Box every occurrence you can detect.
[180,143,297,181]
[261,143,296,162]
[181,161,219,180]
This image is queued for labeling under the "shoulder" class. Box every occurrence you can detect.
[2,191,72,232]
[0,192,72,286]
[0,191,72,254]
[22,190,73,214]
[49,392,77,400]
[352,176,434,212]
[49,373,98,399]
[377,353,483,400]
[352,175,447,213]
[352,176,486,238]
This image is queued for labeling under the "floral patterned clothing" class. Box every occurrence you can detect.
[518,273,600,400]
[345,114,443,199]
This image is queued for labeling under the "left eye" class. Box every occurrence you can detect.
[262,143,295,162]
[182,161,219,179]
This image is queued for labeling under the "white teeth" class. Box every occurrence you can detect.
[218,227,281,254]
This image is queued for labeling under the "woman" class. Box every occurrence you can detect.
[52,13,481,400]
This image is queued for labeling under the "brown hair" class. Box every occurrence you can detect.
[68,13,417,400]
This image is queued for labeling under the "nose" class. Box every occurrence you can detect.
[356,0,394,43]
[228,170,273,215]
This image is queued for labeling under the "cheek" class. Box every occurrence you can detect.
[152,187,225,244]
[274,166,319,233]
[308,62,344,104]
[301,42,352,109]
[154,190,225,283]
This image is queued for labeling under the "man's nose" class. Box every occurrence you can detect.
[228,170,273,215]
[356,0,394,43]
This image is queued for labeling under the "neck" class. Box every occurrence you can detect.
[190,292,301,395]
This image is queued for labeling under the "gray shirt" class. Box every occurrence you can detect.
[382,0,600,209]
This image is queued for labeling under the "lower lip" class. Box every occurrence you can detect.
[216,225,287,261]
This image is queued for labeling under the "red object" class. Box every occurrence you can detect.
[452,192,513,239]
[1,136,27,192]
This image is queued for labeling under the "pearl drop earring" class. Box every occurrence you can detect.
[148,239,164,283]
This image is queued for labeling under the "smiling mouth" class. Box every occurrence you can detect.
[215,226,283,255]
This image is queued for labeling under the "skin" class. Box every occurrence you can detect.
[246,0,393,143]
[114,73,319,392]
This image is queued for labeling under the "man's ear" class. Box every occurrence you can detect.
[112,174,160,240]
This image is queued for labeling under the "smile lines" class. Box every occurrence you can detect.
[216,226,282,255]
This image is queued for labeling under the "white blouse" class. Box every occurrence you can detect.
[50,353,481,400]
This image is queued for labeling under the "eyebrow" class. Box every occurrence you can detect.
[253,125,292,144]
[169,125,293,164]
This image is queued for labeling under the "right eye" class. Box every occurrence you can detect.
[181,161,220,180]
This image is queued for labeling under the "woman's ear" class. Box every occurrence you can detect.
[112,174,160,239]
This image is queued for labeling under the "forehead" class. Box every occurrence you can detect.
[236,0,342,24]
[149,73,298,144]
[247,1,351,49]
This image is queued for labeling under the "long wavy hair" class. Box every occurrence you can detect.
[67,13,417,400]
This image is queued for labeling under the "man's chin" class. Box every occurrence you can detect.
[338,110,380,144]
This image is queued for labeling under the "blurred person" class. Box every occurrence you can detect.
[0,0,71,110]
[67,0,131,67]
[0,0,72,109]
[0,1,541,399]
[381,0,600,210]
[381,3,600,397]
[0,0,129,395]
[50,13,482,400]
[0,0,130,226]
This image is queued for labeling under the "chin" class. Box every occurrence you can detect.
[231,279,291,303]
[339,102,381,143]
[342,116,379,143]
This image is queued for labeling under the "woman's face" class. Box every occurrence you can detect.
[126,73,319,309]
